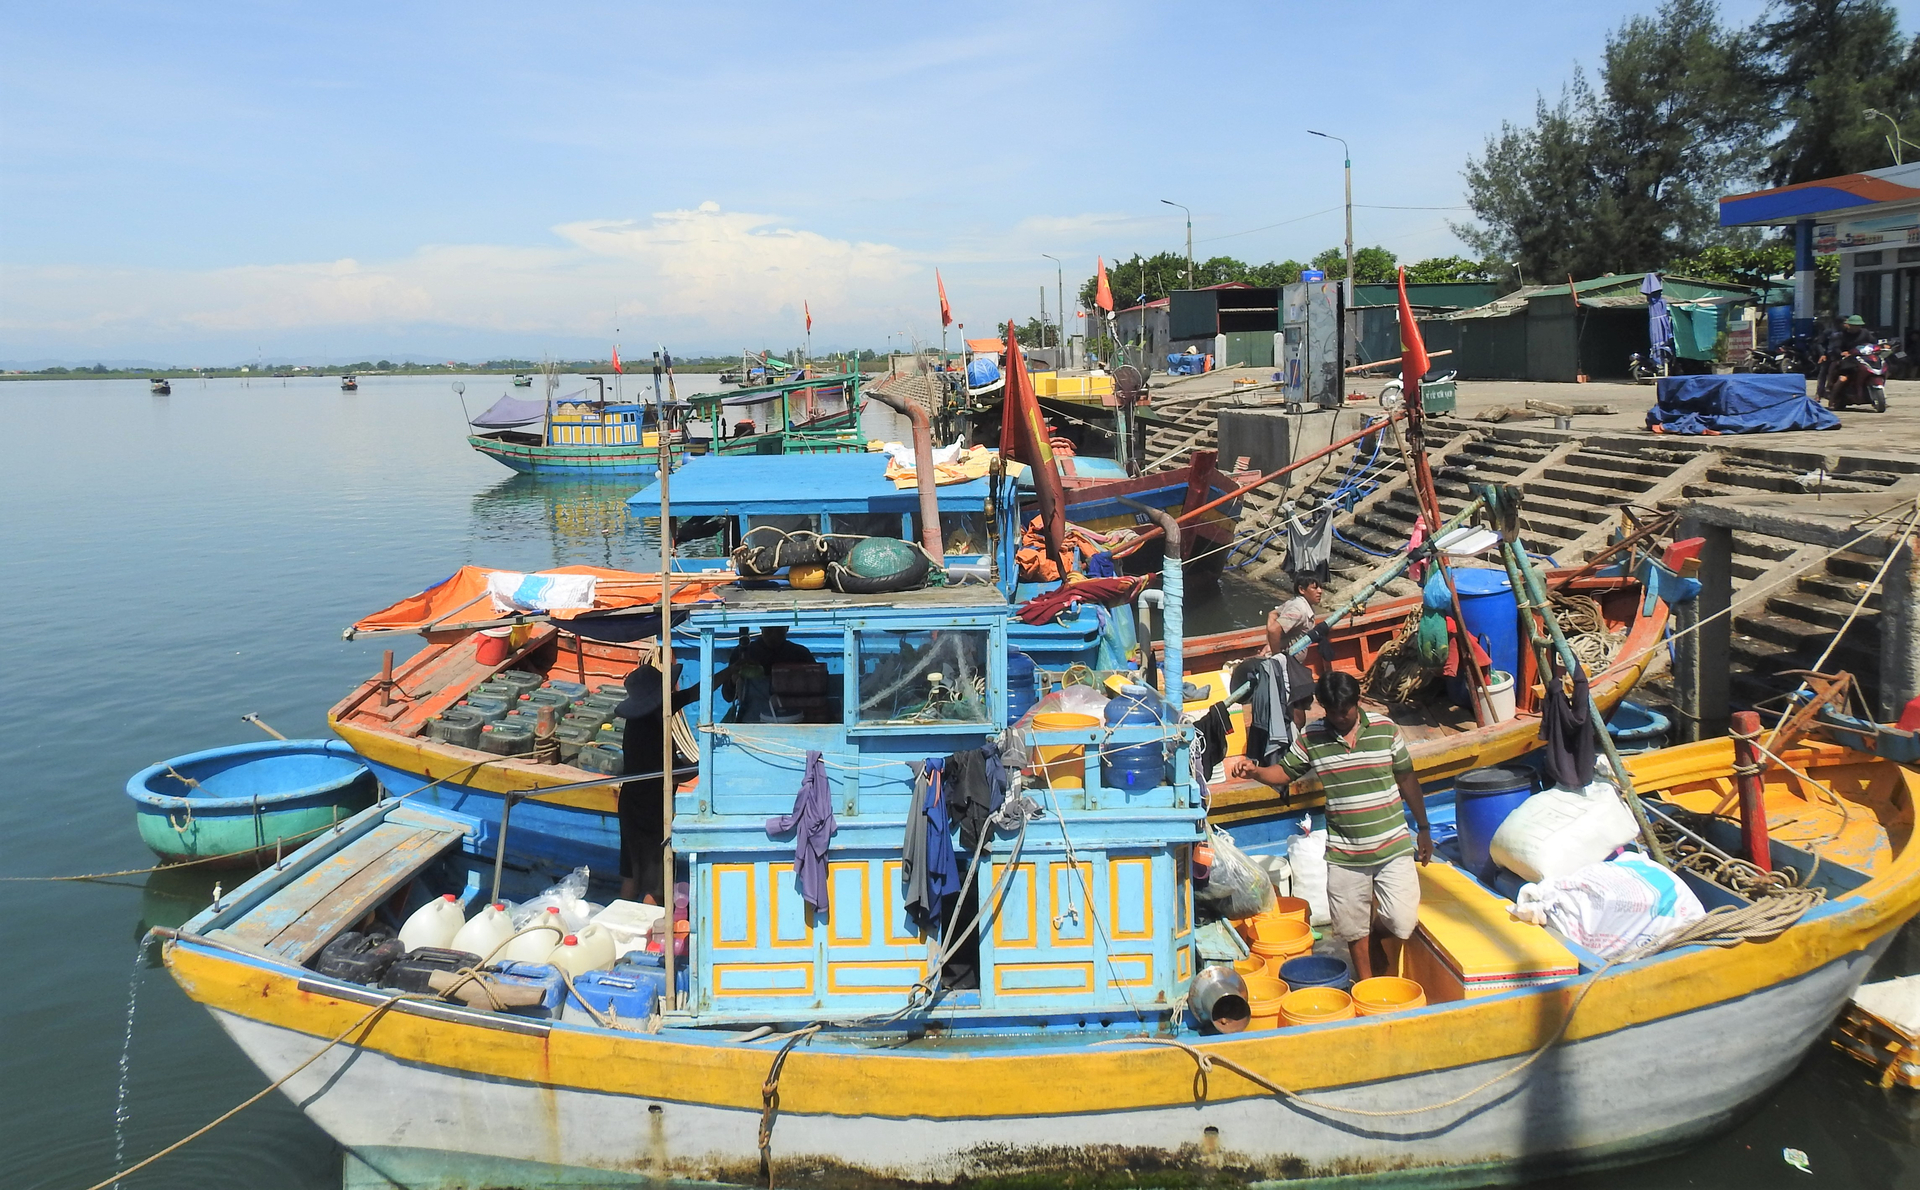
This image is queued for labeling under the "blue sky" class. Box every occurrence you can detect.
[0,0,1823,363]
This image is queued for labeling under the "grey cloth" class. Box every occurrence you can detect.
[901,762,933,929]
[1249,655,1314,766]
[765,750,836,912]
[1287,509,1333,583]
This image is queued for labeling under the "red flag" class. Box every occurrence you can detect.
[1094,257,1114,313]
[804,301,812,333]
[937,270,953,327]
[611,345,622,374]
[999,319,1069,572]
[1396,267,1429,385]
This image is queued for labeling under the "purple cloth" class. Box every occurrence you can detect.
[765,750,836,912]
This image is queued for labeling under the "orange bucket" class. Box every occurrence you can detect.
[1271,896,1311,924]
[1030,712,1099,789]
[1248,918,1313,975]
[1243,975,1290,1031]
[1279,986,1355,1026]
[475,627,512,666]
[1231,955,1267,978]
[1352,976,1426,1016]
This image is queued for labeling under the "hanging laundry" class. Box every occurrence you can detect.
[1285,509,1334,584]
[1246,655,1316,767]
[945,746,1007,855]
[1015,576,1143,625]
[764,750,837,913]
[901,758,960,930]
[1539,656,1596,789]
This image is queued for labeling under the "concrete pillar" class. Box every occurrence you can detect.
[1794,219,1817,336]
[1877,536,1920,723]
[1675,519,1733,741]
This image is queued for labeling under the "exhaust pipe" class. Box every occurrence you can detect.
[864,390,944,558]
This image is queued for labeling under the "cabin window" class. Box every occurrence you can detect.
[671,516,732,557]
[853,628,990,726]
[827,512,905,540]
[746,513,822,536]
[710,630,843,725]
[914,511,988,556]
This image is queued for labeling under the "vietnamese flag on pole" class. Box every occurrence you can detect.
[611,345,622,374]
[1000,317,1070,575]
[937,270,953,327]
[804,301,812,333]
[1094,257,1114,313]
[1397,266,1429,386]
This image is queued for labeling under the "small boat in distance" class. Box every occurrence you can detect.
[512,374,533,387]
[149,377,171,394]
[340,374,358,391]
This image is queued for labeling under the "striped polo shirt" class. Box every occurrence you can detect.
[1277,710,1415,867]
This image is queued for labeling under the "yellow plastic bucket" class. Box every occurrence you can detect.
[1271,896,1311,925]
[1280,986,1355,1026]
[1351,976,1426,1017]
[1030,712,1099,789]
[1244,975,1290,1031]
[1231,955,1267,978]
[1249,919,1314,975]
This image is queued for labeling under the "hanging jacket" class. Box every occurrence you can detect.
[1539,656,1596,789]
[902,758,961,929]
[764,750,837,913]
[945,744,1010,855]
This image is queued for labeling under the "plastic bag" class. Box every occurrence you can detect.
[1512,852,1704,958]
[1287,818,1331,926]
[510,866,596,934]
[1193,827,1277,920]
[1031,683,1109,720]
[1490,777,1639,883]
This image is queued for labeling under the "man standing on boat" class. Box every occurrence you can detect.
[617,656,701,903]
[1226,671,1431,981]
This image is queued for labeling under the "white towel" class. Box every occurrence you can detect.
[486,571,599,614]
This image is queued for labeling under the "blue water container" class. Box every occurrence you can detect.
[1453,766,1536,881]
[565,967,665,1025]
[1101,686,1169,790]
[1277,955,1352,992]
[1606,700,1671,754]
[1007,649,1038,723]
[1450,568,1520,681]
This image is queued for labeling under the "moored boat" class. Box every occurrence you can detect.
[125,739,379,866]
[149,376,171,394]
[340,374,358,391]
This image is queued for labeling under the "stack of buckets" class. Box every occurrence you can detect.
[1233,897,1427,1027]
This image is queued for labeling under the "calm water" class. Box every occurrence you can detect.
[1,375,1916,1189]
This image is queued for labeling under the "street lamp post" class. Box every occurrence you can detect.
[1160,200,1193,288]
[1864,108,1920,165]
[1042,253,1064,363]
[1306,130,1353,306]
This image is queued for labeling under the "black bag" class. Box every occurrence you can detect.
[383,947,482,993]
[314,931,407,985]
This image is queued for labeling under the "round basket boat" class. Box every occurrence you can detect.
[126,740,378,867]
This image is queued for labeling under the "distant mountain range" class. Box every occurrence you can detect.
[0,352,471,371]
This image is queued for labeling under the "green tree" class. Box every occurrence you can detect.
[1012,317,1049,347]
[1405,256,1498,283]
[1756,0,1920,183]
[1308,245,1400,283]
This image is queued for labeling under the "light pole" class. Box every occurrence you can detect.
[1041,254,1064,361]
[1864,108,1920,165]
[1160,200,1193,289]
[1307,130,1353,305]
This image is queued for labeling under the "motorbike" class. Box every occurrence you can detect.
[1822,339,1889,413]
[1627,350,1666,383]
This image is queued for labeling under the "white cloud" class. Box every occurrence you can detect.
[0,203,923,355]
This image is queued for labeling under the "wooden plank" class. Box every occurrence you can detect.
[211,821,462,964]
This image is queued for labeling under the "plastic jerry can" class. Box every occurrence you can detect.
[480,722,535,756]
[459,695,512,723]
[398,894,466,952]
[555,724,598,763]
[565,966,665,1026]
[524,689,573,713]
[543,680,590,702]
[314,931,406,985]
[429,709,486,750]
[499,671,544,698]
[383,947,482,993]
[450,902,516,959]
[500,906,565,963]
[551,924,616,977]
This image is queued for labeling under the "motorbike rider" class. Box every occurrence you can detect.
[1820,314,1874,402]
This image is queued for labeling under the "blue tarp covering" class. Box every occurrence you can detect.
[1646,374,1839,435]
[470,393,548,429]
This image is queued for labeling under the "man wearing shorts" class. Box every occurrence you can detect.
[1227,670,1431,980]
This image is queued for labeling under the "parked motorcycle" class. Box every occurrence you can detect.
[1627,351,1666,383]
[1823,339,1889,413]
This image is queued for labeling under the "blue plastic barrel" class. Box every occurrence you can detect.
[1007,650,1038,723]
[1277,955,1352,992]
[1101,686,1168,790]
[1453,766,1536,880]
[1450,568,1520,681]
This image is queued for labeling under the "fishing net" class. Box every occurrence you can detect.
[1361,610,1436,704]
[1551,591,1624,671]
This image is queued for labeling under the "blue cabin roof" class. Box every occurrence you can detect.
[629,453,994,518]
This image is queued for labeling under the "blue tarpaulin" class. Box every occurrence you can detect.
[1646,374,1839,435]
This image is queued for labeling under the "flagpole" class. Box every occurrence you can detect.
[655,350,676,1009]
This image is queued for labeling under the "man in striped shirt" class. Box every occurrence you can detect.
[1227,670,1431,981]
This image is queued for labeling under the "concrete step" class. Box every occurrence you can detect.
[1828,551,1891,582]
[1517,491,1617,527]
[1537,465,1659,494]
[1762,589,1883,635]
[1564,451,1686,479]
[1731,532,1801,564]
[1732,610,1881,672]
[1797,573,1883,610]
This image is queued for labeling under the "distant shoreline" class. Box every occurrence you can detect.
[0,361,878,382]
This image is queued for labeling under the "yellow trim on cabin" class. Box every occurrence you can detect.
[993,861,1038,949]
[825,861,870,948]
[709,865,757,950]
[769,863,813,949]
[994,961,1096,997]
[1109,857,1154,942]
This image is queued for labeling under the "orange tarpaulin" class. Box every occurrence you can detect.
[965,337,1006,353]
[350,565,734,635]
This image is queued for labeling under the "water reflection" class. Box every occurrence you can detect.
[468,474,662,570]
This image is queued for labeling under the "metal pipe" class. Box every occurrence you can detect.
[657,349,678,1007]
[1731,710,1772,872]
[1121,499,1182,714]
[864,388,945,557]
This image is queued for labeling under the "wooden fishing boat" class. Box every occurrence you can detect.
[685,370,866,455]
[125,739,378,866]
[340,374,358,391]
[512,373,533,387]
[148,377,170,394]
[158,640,1920,1186]
[467,385,693,475]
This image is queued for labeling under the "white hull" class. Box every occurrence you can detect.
[213,945,1879,1188]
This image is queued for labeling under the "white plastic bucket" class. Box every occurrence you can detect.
[1476,671,1516,723]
